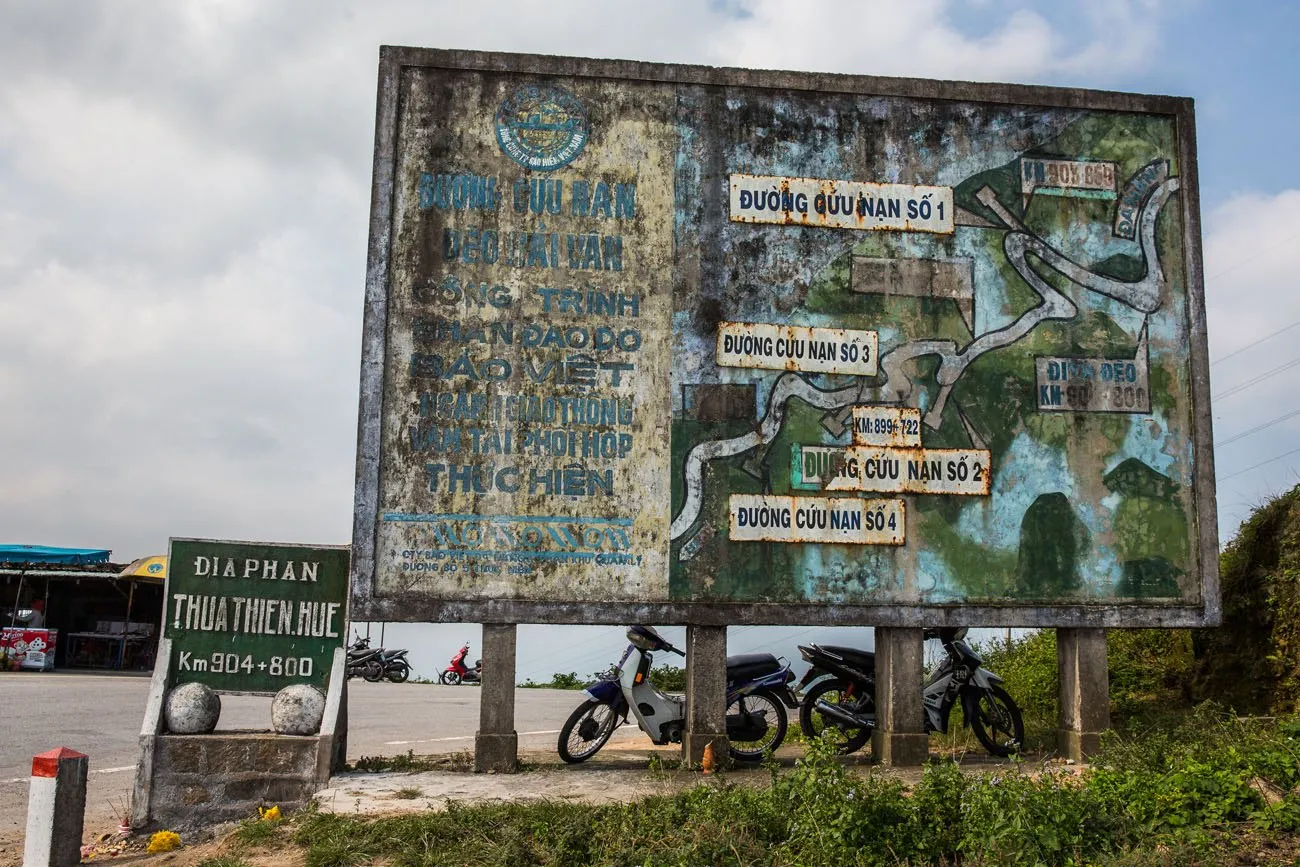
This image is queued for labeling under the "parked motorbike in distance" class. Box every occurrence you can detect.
[345,633,412,683]
[346,634,384,682]
[557,625,799,764]
[441,643,482,685]
[798,627,1025,758]
[377,646,411,683]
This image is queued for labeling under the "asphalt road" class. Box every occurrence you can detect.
[0,672,617,845]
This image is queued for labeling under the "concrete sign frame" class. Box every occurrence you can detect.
[351,47,1218,628]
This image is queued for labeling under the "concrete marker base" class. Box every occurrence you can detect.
[24,747,88,867]
[474,733,519,773]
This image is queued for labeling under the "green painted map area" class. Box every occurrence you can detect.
[669,108,1201,606]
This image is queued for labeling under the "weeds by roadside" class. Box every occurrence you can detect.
[347,749,443,773]
[262,714,1300,866]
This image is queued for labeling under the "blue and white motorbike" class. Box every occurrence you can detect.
[557,625,799,764]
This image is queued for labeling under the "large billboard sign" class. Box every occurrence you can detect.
[351,48,1217,627]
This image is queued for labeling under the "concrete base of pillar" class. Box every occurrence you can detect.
[1057,627,1109,763]
[683,732,729,768]
[872,731,929,766]
[474,733,518,773]
[682,625,728,768]
[872,627,927,766]
[1057,729,1103,761]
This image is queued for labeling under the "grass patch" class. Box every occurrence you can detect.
[227,815,283,849]
[274,717,1300,866]
[392,787,423,799]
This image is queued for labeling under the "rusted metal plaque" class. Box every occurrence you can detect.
[716,322,878,376]
[822,447,993,496]
[729,495,905,545]
[352,48,1217,627]
[730,174,954,233]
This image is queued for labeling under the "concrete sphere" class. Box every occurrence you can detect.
[271,684,326,735]
[164,682,221,734]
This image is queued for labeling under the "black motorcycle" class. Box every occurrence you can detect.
[346,634,412,684]
[377,647,411,683]
[795,641,877,755]
[798,627,1024,757]
[346,635,384,682]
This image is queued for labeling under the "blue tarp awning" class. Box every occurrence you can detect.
[0,545,112,565]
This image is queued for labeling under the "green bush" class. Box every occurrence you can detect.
[520,664,687,691]
[972,625,1198,741]
[518,671,587,689]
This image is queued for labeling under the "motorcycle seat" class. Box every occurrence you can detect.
[818,645,876,671]
[726,652,783,683]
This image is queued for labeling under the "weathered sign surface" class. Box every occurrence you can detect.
[352,48,1217,626]
[165,539,349,693]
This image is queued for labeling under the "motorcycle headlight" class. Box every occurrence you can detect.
[627,625,664,651]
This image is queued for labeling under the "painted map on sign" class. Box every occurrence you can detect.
[360,50,1211,616]
[670,99,1196,606]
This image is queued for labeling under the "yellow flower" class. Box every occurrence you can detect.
[146,831,181,853]
[258,805,281,821]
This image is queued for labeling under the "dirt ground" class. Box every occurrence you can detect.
[0,742,1033,867]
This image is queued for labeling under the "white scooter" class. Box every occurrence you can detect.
[556,625,799,764]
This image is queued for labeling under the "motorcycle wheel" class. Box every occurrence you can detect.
[967,684,1025,757]
[362,661,384,683]
[727,689,788,763]
[440,670,461,686]
[557,701,618,764]
[798,678,873,755]
[385,662,410,684]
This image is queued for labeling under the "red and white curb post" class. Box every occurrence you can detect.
[23,747,88,867]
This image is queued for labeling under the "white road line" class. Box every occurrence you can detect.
[384,729,561,746]
[2,765,135,784]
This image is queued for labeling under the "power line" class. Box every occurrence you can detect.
[1220,446,1300,481]
[1217,356,1300,400]
[1206,234,1299,282]
[1213,318,1300,367]
[1216,406,1300,447]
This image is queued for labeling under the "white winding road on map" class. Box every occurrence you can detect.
[668,177,1181,542]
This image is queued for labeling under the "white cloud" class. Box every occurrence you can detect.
[1203,189,1300,540]
[712,0,1173,84]
[0,0,1213,560]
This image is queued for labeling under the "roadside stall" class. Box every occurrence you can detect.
[0,545,165,671]
[63,555,166,670]
[1,545,110,670]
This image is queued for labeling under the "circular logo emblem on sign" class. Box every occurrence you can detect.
[495,85,589,171]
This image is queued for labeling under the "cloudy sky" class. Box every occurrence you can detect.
[2,1,1296,677]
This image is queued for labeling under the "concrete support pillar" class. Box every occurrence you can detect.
[871,628,928,766]
[475,624,518,773]
[683,625,729,767]
[24,747,88,867]
[1057,627,1109,761]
